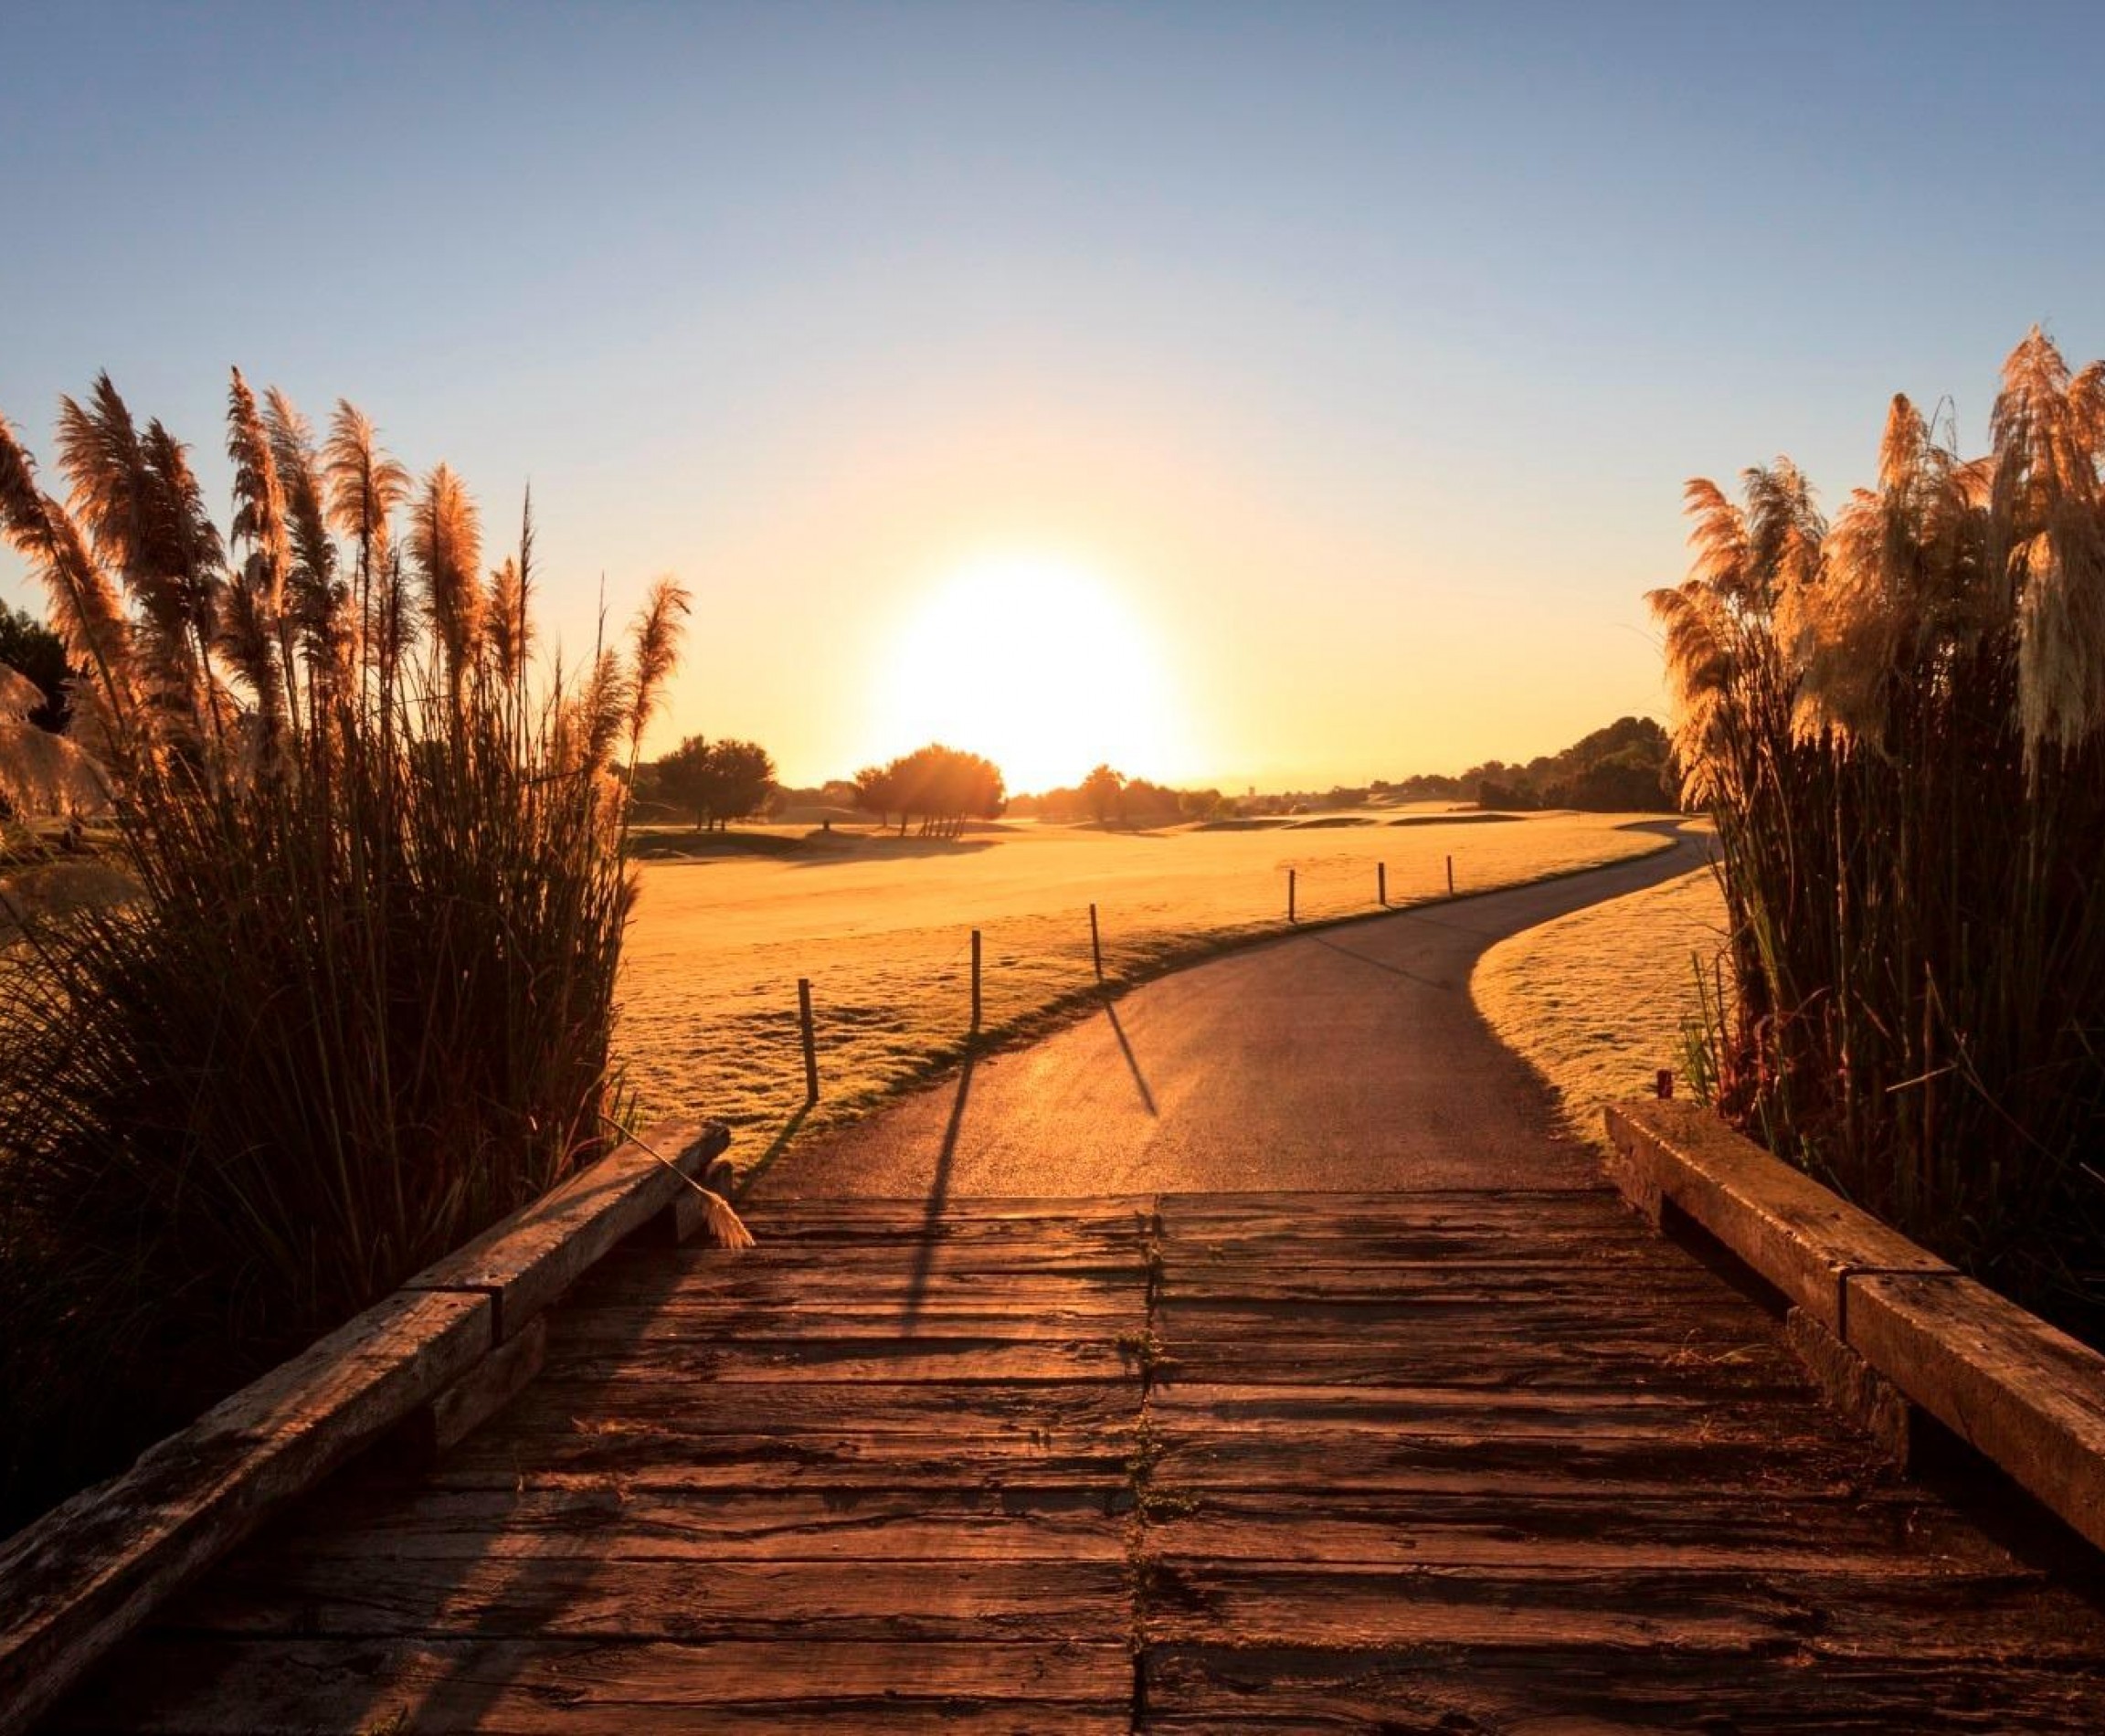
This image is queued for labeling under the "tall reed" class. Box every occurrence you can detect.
[1656,331,2105,1342]
[0,373,687,1528]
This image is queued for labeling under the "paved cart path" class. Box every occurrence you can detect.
[761,820,1708,1199]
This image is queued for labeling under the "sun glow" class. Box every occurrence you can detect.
[871,554,1183,796]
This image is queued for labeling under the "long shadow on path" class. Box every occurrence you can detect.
[902,1049,975,1333]
[1101,1000,1158,1118]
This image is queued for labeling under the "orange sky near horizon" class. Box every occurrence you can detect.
[621,381,1672,795]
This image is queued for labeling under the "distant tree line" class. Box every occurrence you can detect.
[623,713,1675,841]
[853,743,1006,837]
[1008,765,1219,826]
[1367,716,1677,812]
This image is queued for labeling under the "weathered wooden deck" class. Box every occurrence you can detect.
[51,1188,2105,1731]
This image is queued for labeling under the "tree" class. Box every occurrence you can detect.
[857,744,1006,837]
[1081,763,1124,825]
[852,763,896,830]
[652,735,776,830]
[1116,778,1184,823]
[653,736,714,830]
[1474,776,1536,811]
[703,738,776,828]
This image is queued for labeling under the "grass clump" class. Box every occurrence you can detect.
[0,372,686,1531]
[1654,329,2105,1343]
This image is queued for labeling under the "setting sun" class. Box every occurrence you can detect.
[869,553,1184,794]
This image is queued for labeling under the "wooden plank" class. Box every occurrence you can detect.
[1154,1211,1698,1245]
[711,1239,1147,1272]
[404,1120,729,1342]
[1849,1271,2105,1554]
[1154,1297,1783,1337]
[1144,1643,2105,1731]
[1153,1336,1808,1393]
[240,1483,1132,1563]
[1604,1098,1953,1331]
[741,1194,1155,1223]
[1155,1262,1735,1303]
[1140,1561,2102,1659]
[1157,1187,1622,1217]
[477,1374,1140,1438]
[569,1255,1139,1309]
[535,1333,1138,1385]
[625,1270,1147,1305]
[1144,1488,2017,1574]
[1151,1427,1887,1496]
[0,1290,492,1736]
[1160,1243,1736,1285]
[1143,1563,1779,1655]
[428,1419,1134,1490]
[238,1511,1123,1568]
[1159,1221,1721,1260]
[730,1212,1148,1248]
[1146,1380,1844,1438]
[549,1297,1143,1340]
[58,1637,1135,1733]
[173,1556,1128,1643]
[1159,1294,1766,1335]
[656,1241,1146,1278]
[1156,1197,1657,1229]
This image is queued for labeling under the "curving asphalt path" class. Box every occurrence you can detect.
[753,821,1710,1201]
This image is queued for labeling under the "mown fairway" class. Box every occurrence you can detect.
[617,810,1670,1139]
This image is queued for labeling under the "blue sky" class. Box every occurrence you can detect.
[4,2,2101,787]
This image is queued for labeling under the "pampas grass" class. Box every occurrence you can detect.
[1657,330,2105,1344]
[0,371,687,1530]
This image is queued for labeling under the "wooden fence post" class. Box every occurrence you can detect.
[1089,904,1104,982]
[1445,855,1454,896]
[797,978,819,1105]
[970,928,982,1032]
[1377,862,1387,906]
[1287,869,1297,924]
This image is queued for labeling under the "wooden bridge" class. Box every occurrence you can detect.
[48,1184,2105,1731]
